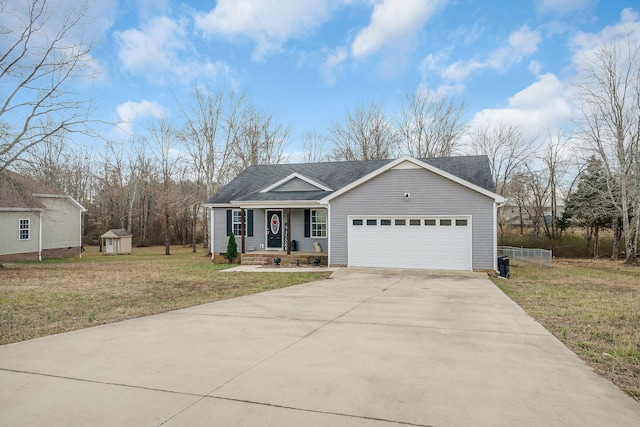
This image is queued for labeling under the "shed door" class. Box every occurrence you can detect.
[106,238,114,253]
[348,216,472,270]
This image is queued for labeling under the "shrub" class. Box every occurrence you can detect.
[224,233,238,263]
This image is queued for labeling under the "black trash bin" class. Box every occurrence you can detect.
[291,240,297,251]
[498,256,510,278]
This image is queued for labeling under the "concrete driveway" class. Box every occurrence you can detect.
[1,268,639,426]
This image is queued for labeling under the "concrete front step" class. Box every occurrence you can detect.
[241,253,328,266]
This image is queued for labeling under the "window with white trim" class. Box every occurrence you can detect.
[311,209,327,237]
[232,209,242,236]
[19,219,30,240]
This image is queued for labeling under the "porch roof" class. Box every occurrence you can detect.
[233,190,330,202]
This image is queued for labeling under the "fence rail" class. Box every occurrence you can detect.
[498,246,552,268]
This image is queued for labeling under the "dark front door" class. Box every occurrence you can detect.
[267,210,283,249]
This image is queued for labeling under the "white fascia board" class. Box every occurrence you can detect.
[230,200,322,209]
[259,172,332,193]
[0,207,43,212]
[33,194,87,212]
[320,155,505,203]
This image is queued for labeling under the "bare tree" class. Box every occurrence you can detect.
[470,122,537,195]
[329,100,399,161]
[301,130,328,163]
[0,0,97,172]
[523,165,551,239]
[228,105,290,176]
[147,118,181,256]
[180,85,240,251]
[541,129,571,240]
[397,91,467,158]
[575,32,640,264]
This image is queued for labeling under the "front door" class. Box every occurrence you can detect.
[106,238,114,253]
[267,210,283,249]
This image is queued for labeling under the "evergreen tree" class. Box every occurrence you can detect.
[564,157,617,257]
[224,233,238,263]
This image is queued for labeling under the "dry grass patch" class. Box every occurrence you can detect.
[0,246,331,345]
[494,258,640,401]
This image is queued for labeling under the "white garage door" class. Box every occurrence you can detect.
[348,216,472,270]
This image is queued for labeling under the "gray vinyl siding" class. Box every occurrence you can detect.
[329,168,496,269]
[212,207,327,254]
[0,211,40,256]
[273,178,321,192]
[213,208,265,254]
[289,208,327,252]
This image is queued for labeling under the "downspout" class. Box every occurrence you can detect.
[494,201,506,272]
[210,208,215,260]
[79,209,83,259]
[38,211,42,261]
[326,203,331,266]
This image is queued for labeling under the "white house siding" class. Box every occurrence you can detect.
[329,168,496,270]
[0,211,40,257]
[40,197,81,250]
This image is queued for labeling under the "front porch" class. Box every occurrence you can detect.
[240,251,328,267]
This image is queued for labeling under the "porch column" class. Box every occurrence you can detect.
[286,208,291,255]
[240,208,246,254]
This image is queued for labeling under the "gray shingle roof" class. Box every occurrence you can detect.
[205,156,494,204]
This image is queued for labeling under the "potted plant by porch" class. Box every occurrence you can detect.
[224,233,238,263]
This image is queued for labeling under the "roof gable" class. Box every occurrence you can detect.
[101,229,132,238]
[204,155,499,205]
[321,156,504,203]
[260,172,333,193]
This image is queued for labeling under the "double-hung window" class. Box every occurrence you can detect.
[19,219,30,240]
[311,209,327,237]
[232,209,242,236]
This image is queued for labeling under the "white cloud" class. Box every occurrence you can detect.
[195,0,337,61]
[529,60,543,74]
[115,16,230,85]
[440,25,542,82]
[351,0,444,58]
[469,73,571,139]
[116,100,166,135]
[320,46,348,86]
[570,8,640,69]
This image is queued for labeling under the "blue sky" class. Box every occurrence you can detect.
[78,0,638,158]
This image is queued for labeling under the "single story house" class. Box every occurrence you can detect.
[0,170,86,261]
[101,229,133,255]
[204,155,505,271]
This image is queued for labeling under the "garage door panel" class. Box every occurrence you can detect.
[349,216,471,270]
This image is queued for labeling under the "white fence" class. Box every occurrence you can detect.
[498,246,552,268]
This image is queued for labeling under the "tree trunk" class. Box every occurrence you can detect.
[191,204,198,253]
[518,205,524,236]
[611,216,620,260]
[164,211,171,256]
[593,223,600,259]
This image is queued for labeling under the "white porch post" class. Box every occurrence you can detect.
[214,208,216,259]
[38,211,42,261]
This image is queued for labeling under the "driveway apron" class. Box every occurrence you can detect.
[1,268,639,426]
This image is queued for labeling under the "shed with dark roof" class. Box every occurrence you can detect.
[204,155,505,271]
[100,229,132,255]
